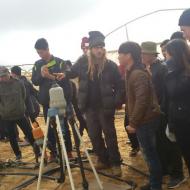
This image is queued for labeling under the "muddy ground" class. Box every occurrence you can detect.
[0,111,189,190]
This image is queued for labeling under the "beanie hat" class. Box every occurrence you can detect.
[178,8,190,26]
[0,66,9,77]
[81,37,89,49]
[11,66,22,76]
[88,31,105,48]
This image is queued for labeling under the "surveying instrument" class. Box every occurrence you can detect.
[36,83,103,190]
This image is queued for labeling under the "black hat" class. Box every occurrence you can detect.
[11,66,22,76]
[88,31,105,48]
[178,8,190,26]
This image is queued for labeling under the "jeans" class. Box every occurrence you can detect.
[124,114,139,149]
[136,118,162,190]
[43,105,72,154]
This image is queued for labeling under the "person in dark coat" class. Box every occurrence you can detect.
[32,38,73,160]
[11,66,39,123]
[141,41,185,189]
[65,31,123,176]
[0,66,39,161]
[11,66,40,146]
[118,41,162,190]
[163,39,190,176]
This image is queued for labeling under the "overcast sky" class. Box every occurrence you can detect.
[0,0,189,66]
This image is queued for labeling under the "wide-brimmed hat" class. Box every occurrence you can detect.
[141,41,158,54]
[0,66,9,77]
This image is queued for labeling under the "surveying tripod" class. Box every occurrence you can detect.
[36,107,103,190]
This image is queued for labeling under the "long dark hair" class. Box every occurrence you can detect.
[166,39,190,73]
[87,49,106,80]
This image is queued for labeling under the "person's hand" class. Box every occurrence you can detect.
[146,65,152,76]
[126,125,136,134]
[53,73,65,81]
[41,65,55,80]
[41,65,50,78]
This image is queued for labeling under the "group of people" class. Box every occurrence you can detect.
[1,8,190,190]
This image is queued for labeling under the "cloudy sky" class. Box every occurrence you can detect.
[0,0,189,66]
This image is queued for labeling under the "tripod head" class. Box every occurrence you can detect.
[49,83,67,115]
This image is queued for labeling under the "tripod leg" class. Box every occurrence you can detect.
[56,115,76,190]
[52,119,65,183]
[72,119,104,190]
[37,117,50,190]
[69,119,89,190]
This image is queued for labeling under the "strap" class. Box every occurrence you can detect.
[47,59,57,68]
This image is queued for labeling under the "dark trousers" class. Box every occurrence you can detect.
[85,108,121,166]
[156,115,183,179]
[124,114,139,149]
[0,120,8,139]
[4,116,35,156]
[43,105,72,154]
[137,118,162,190]
[72,100,88,136]
[173,120,190,175]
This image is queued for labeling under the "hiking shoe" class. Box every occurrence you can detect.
[95,161,110,170]
[129,147,140,157]
[19,140,30,147]
[48,153,58,162]
[87,148,94,154]
[140,183,162,190]
[111,166,122,177]
[168,176,187,189]
[67,152,73,159]
[15,154,22,161]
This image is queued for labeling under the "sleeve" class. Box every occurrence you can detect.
[129,72,150,128]
[31,63,45,86]
[27,79,39,99]
[0,90,2,117]
[113,63,125,108]
[155,64,168,103]
[20,81,26,100]
[65,57,84,79]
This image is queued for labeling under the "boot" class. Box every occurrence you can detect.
[111,165,122,177]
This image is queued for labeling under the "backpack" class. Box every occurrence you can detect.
[0,79,25,120]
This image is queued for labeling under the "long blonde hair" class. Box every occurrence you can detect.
[87,49,107,80]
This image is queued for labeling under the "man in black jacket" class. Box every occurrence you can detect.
[32,38,73,160]
[11,66,40,146]
[141,41,185,189]
[65,31,122,176]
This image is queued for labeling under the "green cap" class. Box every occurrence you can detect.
[141,41,158,54]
